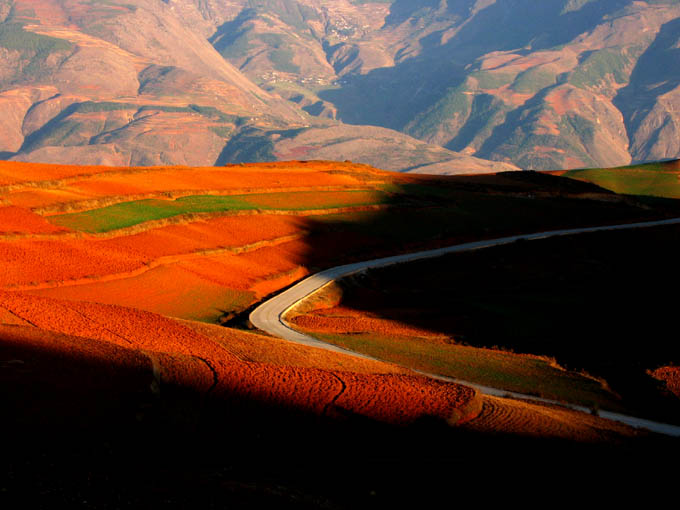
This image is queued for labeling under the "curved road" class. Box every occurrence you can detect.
[250,217,680,437]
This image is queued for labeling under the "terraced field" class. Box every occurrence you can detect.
[3,159,678,505]
[5,159,677,324]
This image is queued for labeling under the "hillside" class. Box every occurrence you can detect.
[3,160,680,505]
[288,222,680,423]
[0,0,516,173]
[563,158,680,198]
[207,0,680,170]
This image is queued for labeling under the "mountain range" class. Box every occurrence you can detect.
[1,0,679,172]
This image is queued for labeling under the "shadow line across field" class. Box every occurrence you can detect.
[284,171,680,424]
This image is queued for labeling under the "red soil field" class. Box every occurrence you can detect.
[289,309,646,440]
[462,396,637,442]
[12,224,314,321]
[28,263,256,323]
[181,320,410,375]
[292,307,449,339]
[1,161,389,212]
[3,160,673,444]
[652,367,680,399]
[0,238,146,287]
[0,206,67,235]
[99,214,305,259]
[0,291,478,425]
[0,216,306,290]
[0,161,127,186]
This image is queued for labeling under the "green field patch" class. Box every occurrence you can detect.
[50,190,391,232]
[306,331,622,411]
[568,47,638,89]
[566,167,680,198]
[469,70,517,90]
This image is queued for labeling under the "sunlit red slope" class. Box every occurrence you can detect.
[0,159,488,426]
[0,160,399,321]
[1,159,672,438]
[0,291,480,425]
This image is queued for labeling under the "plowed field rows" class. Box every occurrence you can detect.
[463,396,636,442]
[0,292,477,425]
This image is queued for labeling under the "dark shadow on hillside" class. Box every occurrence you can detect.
[4,322,672,507]
[289,170,680,422]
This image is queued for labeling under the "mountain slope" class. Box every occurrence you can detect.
[208,0,680,170]
[3,0,680,172]
[0,0,308,166]
[0,0,513,173]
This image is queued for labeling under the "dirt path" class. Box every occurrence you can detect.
[250,216,680,437]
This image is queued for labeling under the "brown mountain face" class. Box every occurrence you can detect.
[218,124,518,173]
[207,0,680,170]
[0,0,510,173]
[2,0,679,171]
[0,0,309,166]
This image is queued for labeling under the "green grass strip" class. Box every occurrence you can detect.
[50,191,390,233]
[565,168,680,199]
[310,331,624,412]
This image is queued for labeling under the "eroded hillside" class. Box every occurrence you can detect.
[0,0,515,173]
[207,0,680,170]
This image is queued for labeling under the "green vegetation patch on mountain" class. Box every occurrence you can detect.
[405,84,472,141]
[0,22,72,53]
[446,94,511,153]
[568,47,642,91]
[0,20,73,86]
[469,70,517,90]
[259,33,300,74]
[511,68,558,94]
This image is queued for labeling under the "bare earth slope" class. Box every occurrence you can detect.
[0,0,513,174]
[5,1,680,171]
[208,0,680,170]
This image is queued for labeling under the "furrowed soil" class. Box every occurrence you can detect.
[2,160,679,505]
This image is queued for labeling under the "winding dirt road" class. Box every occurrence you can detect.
[250,217,680,436]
